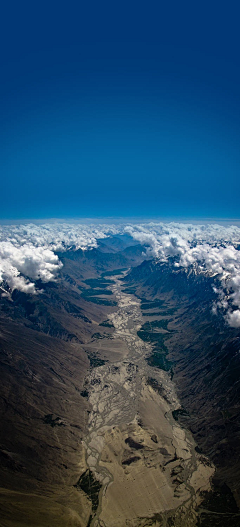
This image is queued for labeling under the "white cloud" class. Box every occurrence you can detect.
[0,222,118,294]
[0,220,240,328]
[227,309,240,328]
[0,243,62,294]
[124,222,240,327]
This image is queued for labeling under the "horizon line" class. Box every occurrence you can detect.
[1,215,240,226]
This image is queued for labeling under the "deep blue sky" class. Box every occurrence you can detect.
[1,1,240,220]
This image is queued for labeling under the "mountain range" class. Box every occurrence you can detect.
[0,234,240,526]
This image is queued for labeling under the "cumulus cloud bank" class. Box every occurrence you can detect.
[0,223,118,295]
[0,242,60,294]
[0,220,240,327]
[124,222,240,327]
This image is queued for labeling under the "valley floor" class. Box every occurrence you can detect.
[80,275,215,527]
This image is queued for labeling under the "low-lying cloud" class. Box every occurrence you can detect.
[0,220,240,327]
[0,242,61,294]
[125,222,240,327]
[0,223,117,295]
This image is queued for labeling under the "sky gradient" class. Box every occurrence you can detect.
[1,1,240,220]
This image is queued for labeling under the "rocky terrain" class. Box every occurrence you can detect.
[124,259,240,508]
[0,236,240,526]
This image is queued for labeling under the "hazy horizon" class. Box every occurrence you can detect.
[1,216,240,228]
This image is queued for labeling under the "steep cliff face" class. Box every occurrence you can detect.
[124,259,240,505]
